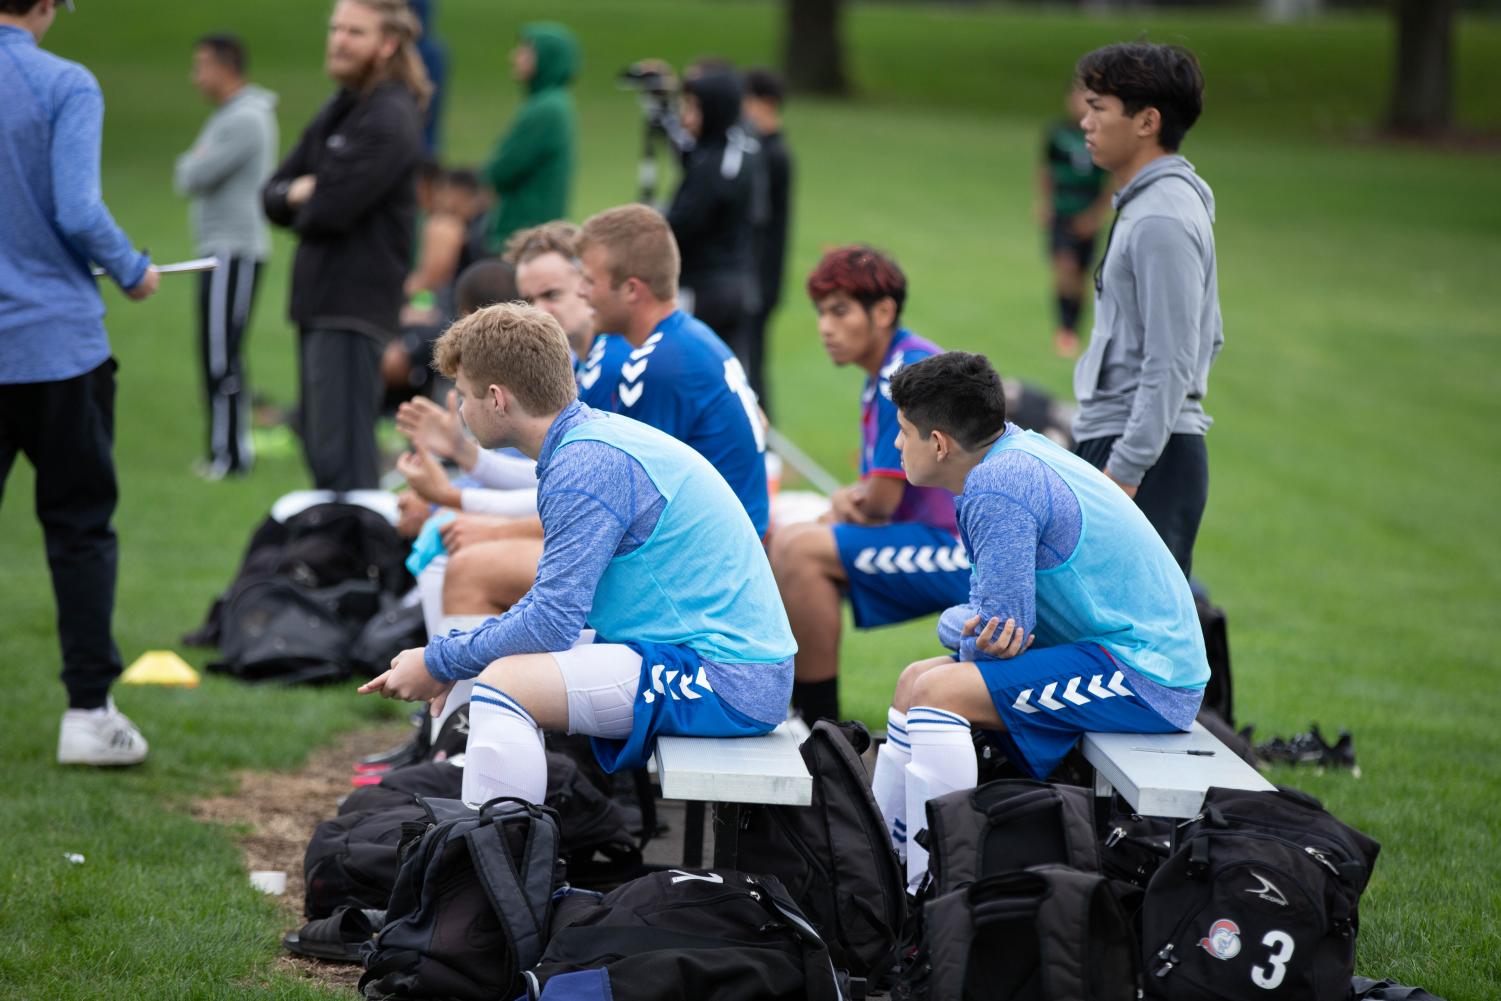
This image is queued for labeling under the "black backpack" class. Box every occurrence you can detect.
[350,599,430,677]
[916,865,1138,1001]
[921,779,1101,897]
[526,868,847,1001]
[332,750,639,895]
[1196,595,1234,726]
[187,502,412,649]
[305,802,432,919]
[277,502,413,595]
[207,575,374,684]
[360,797,565,1001]
[730,720,907,983]
[1141,787,1380,1001]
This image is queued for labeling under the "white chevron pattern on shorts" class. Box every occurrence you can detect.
[853,544,969,575]
[1007,670,1132,714]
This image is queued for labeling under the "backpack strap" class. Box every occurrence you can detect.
[464,803,561,970]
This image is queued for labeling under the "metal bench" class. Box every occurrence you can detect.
[1082,721,1274,838]
[653,719,813,867]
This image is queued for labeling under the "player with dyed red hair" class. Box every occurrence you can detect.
[769,245,970,725]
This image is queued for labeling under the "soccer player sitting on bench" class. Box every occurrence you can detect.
[359,303,796,806]
[770,246,970,724]
[867,351,1209,889]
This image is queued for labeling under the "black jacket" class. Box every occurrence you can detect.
[752,129,791,317]
[667,71,761,296]
[263,81,422,340]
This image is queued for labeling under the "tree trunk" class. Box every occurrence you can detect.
[1387,0,1456,135]
[783,0,849,97]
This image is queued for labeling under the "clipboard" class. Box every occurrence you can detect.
[91,256,219,278]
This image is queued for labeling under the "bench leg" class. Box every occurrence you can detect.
[682,800,706,868]
[713,802,742,870]
[1094,768,1114,834]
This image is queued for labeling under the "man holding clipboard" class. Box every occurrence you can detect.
[0,0,159,766]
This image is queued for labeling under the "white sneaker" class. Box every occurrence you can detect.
[57,700,149,766]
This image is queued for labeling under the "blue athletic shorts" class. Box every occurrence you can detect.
[590,639,773,773]
[978,642,1184,780]
[833,522,971,629]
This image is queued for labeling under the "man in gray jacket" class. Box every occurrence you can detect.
[1070,42,1222,576]
[174,34,276,478]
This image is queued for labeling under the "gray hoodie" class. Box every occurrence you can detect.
[1071,155,1223,485]
[174,84,278,258]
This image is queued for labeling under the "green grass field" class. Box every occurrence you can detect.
[2,1,1498,997]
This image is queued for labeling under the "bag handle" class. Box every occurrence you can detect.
[983,790,1066,827]
[971,897,1043,926]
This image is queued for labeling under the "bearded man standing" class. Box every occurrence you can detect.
[263,0,427,491]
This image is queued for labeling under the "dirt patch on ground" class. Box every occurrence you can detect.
[190,724,410,993]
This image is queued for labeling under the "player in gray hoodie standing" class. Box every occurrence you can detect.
[174,34,277,478]
[1070,42,1222,577]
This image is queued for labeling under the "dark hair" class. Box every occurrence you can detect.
[454,259,519,317]
[195,34,247,76]
[0,0,43,15]
[805,245,907,324]
[441,167,481,193]
[1075,42,1204,152]
[745,67,785,105]
[888,352,1007,451]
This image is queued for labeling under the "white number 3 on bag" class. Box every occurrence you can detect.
[1252,930,1295,990]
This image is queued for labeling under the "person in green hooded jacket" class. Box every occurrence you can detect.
[483,22,578,252]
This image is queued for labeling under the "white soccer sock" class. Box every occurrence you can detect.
[904,706,978,891]
[418,557,448,635]
[871,707,912,862]
[461,682,547,807]
[428,615,490,742]
[430,678,475,741]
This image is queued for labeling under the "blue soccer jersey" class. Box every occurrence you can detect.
[576,333,632,401]
[583,311,769,535]
[862,330,958,533]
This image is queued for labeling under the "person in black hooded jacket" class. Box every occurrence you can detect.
[666,68,764,366]
[262,0,427,492]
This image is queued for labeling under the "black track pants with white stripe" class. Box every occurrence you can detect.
[195,255,263,473]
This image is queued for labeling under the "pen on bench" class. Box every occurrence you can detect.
[1130,747,1215,756]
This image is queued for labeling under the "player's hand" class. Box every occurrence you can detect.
[964,615,1034,659]
[439,513,512,553]
[287,174,317,207]
[125,267,160,302]
[1103,466,1139,499]
[827,484,872,526]
[395,490,430,539]
[396,445,458,507]
[400,301,440,327]
[359,646,451,704]
[396,392,468,462]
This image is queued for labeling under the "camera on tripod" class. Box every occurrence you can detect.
[617,60,683,204]
[617,62,676,101]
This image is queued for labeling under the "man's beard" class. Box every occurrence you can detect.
[328,50,386,91]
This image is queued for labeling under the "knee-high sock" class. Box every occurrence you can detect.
[904,706,978,891]
[462,682,547,806]
[870,707,911,861]
[429,615,490,741]
[418,557,448,635]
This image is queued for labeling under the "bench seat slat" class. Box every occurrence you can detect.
[1082,721,1274,819]
[654,721,813,807]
